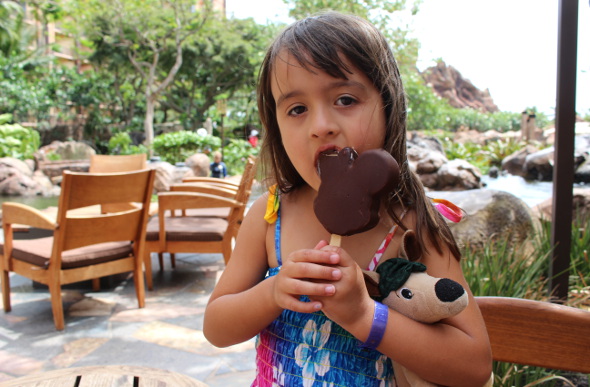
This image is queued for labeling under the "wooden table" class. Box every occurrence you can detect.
[0,365,208,387]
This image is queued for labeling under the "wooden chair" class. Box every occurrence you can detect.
[143,192,242,290]
[0,169,155,330]
[170,156,257,218]
[89,154,150,214]
[476,296,590,375]
[89,154,147,173]
[149,157,257,271]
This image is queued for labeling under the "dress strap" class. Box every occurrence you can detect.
[274,208,282,266]
[366,209,408,271]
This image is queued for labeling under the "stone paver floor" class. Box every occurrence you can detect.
[0,253,256,386]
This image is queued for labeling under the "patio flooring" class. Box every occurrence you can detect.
[0,252,256,386]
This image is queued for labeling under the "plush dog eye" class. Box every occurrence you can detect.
[400,288,413,299]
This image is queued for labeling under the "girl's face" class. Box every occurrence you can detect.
[270,51,386,191]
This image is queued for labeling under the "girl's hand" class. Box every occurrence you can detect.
[310,244,374,330]
[272,240,343,314]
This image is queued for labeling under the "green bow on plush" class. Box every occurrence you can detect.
[374,258,426,301]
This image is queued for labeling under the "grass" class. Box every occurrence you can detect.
[461,214,590,386]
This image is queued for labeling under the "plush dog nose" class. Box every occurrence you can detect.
[435,278,465,302]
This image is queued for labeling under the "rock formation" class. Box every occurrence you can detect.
[421,61,499,113]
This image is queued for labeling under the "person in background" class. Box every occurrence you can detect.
[209,151,227,178]
[248,129,259,147]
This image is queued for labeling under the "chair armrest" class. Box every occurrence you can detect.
[170,183,238,198]
[157,192,241,213]
[2,202,57,230]
[181,176,240,188]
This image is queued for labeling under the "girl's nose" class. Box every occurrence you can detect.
[310,108,339,138]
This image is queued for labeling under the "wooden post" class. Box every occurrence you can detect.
[551,0,578,302]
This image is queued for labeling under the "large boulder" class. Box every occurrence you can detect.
[531,187,590,222]
[150,161,177,193]
[35,140,96,162]
[501,145,539,178]
[429,189,537,250]
[407,134,483,191]
[506,134,590,182]
[35,141,95,180]
[0,157,54,196]
[185,153,210,177]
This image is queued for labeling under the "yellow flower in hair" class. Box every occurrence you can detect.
[264,184,280,224]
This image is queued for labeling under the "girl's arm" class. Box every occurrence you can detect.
[203,195,279,347]
[312,221,492,387]
[384,238,492,387]
[203,195,340,347]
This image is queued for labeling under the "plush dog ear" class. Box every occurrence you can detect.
[399,229,422,262]
[363,271,382,299]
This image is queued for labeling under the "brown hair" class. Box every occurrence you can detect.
[257,11,460,260]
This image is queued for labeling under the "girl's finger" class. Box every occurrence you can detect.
[280,277,337,298]
[288,249,340,265]
[283,262,341,281]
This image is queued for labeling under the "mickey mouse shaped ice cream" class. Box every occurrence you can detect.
[314,147,400,245]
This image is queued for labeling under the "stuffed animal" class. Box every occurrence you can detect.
[363,230,470,387]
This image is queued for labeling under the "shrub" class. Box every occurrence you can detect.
[152,131,221,164]
[222,138,259,175]
[107,132,148,155]
[0,114,40,160]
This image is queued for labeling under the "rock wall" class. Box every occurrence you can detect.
[421,61,499,113]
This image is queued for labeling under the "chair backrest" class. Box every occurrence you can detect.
[89,154,147,173]
[476,296,590,373]
[54,170,155,254]
[89,154,149,213]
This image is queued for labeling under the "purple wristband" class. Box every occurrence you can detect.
[361,301,388,350]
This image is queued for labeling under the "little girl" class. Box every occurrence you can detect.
[204,11,492,387]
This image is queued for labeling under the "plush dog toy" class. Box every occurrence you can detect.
[363,230,470,387]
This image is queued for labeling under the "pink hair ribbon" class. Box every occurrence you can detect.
[432,198,463,223]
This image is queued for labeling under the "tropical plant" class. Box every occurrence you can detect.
[152,130,221,164]
[107,132,147,155]
[462,213,590,386]
[0,113,40,159]
[222,138,259,175]
[0,0,24,56]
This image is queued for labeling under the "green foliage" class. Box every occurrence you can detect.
[405,72,526,133]
[107,132,147,155]
[222,138,259,175]
[0,1,24,56]
[433,135,527,175]
[0,114,40,159]
[161,17,269,130]
[283,0,419,72]
[485,137,526,168]
[152,131,221,164]
[442,140,489,173]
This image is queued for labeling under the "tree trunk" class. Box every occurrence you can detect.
[145,95,156,158]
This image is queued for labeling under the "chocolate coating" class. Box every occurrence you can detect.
[314,147,400,236]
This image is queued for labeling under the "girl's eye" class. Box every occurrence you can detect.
[288,105,307,117]
[336,96,356,106]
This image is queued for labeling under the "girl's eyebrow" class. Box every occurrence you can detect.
[275,79,367,107]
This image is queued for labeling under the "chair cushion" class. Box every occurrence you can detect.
[146,215,228,242]
[1,238,133,269]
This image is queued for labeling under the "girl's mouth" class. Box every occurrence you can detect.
[315,148,339,176]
